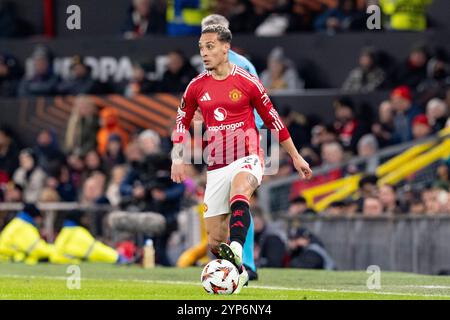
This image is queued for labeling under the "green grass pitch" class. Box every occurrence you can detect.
[1,263,450,300]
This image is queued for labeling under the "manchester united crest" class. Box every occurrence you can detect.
[229,89,242,102]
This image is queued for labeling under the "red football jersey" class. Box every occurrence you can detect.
[173,64,290,170]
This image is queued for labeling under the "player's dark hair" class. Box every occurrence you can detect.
[201,24,232,43]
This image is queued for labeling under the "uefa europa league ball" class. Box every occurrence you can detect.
[201,259,240,294]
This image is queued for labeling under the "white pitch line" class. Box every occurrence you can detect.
[2,274,450,298]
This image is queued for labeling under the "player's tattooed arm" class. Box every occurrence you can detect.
[171,143,186,183]
[171,143,184,163]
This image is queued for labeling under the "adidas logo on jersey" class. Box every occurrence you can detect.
[200,92,212,101]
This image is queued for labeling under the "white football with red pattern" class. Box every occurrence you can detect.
[201,259,240,295]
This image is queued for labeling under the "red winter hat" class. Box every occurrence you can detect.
[391,85,412,101]
[412,114,430,127]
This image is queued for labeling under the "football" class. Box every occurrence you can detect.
[201,259,240,294]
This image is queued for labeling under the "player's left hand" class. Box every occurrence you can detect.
[171,160,187,184]
[292,156,312,180]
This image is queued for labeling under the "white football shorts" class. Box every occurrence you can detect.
[203,154,264,218]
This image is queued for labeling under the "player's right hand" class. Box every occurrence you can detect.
[171,160,186,184]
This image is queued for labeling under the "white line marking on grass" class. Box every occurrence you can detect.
[2,274,450,298]
[400,285,450,289]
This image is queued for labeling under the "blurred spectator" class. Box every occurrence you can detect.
[380,0,432,31]
[260,47,304,93]
[12,149,47,203]
[276,153,295,178]
[390,86,421,143]
[362,196,383,217]
[280,108,312,149]
[344,198,358,215]
[310,123,339,158]
[122,0,166,39]
[288,196,316,217]
[357,174,379,210]
[411,114,432,140]
[409,198,425,215]
[287,227,335,270]
[228,0,280,34]
[120,130,172,211]
[80,172,109,236]
[97,107,129,156]
[80,173,108,205]
[66,152,85,190]
[65,95,100,157]
[166,0,210,36]
[211,0,241,18]
[379,184,402,214]
[417,49,450,98]
[57,55,102,95]
[17,46,59,97]
[254,12,289,37]
[434,163,449,191]
[0,125,19,185]
[84,150,105,177]
[393,45,428,89]
[321,141,344,166]
[426,98,449,133]
[357,134,378,158]
[0,182,22,203]
[371,100,395,148]
[120,129,184,265]
[285,0,333,32]
[422,188,448,215]
[123,62,158,97]
[325,201,346,216]
[102,134,126,173]
[106,165,128,207]
[320,141,345,179]
[253,208,287,268]
[33,129,65,173]
[313,0,365,33]
[355,134,379,173]
[0,1,34,38]
[158,50,198,93]
[46,164,77,202]
[0,53,22,97]
[333,97,369,152]
[342,47,386,93]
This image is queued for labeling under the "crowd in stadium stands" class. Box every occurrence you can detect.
[1,41,450,97]
[119,0,432,37]
[0,81,448,265]
[0,0,435,39]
